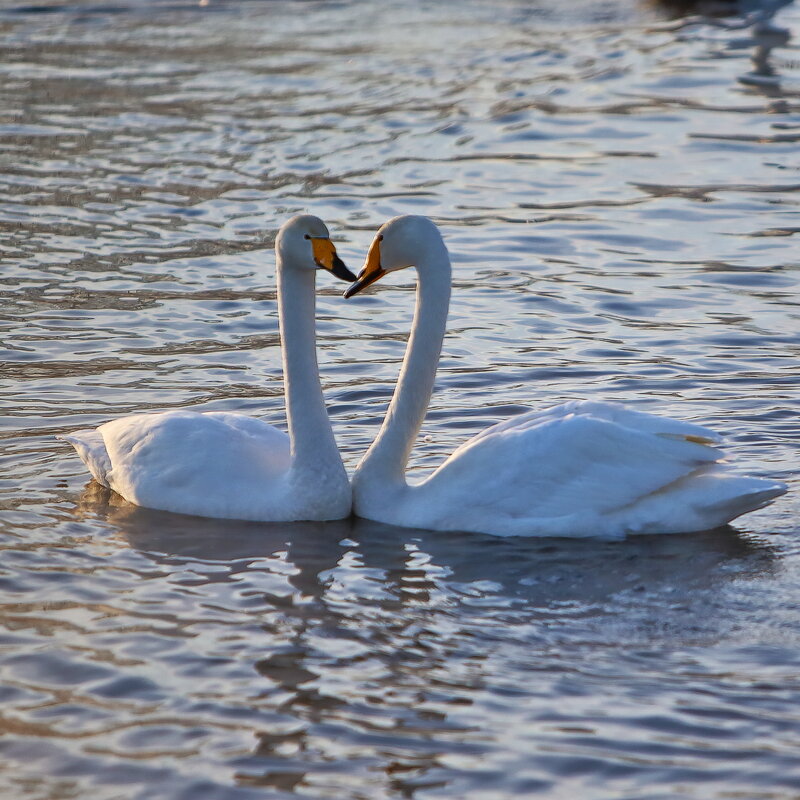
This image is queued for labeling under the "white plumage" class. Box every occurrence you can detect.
[61,216,354,522]
[344,215,787,538]
[61,411,294,521]
[396,400,783,537]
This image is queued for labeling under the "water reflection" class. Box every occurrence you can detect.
[3,0,799,795]
[66,482,781,794]
[733,1,795,93]
[77,482,777,617]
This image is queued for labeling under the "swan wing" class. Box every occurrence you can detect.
[433,402,720,517]
[420,401,783,536]
[462,400,721,448]
[64,410,292,519]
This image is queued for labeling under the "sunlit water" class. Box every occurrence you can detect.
[1,0,800,797]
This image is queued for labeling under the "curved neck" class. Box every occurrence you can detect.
[276,261,340,473]
[357,246,451,487]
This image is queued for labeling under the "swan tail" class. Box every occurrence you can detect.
[701,477,788,520]
[628,471,787,534]
[58,429,112,488]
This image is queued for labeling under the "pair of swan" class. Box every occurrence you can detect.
[62,214,787,537]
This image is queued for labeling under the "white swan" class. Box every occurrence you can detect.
[344,215,787,538]
[61,215,356,522]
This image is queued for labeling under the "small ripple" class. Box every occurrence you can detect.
[1,1,800,798]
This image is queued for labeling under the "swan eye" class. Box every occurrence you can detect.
[304,234,311,240]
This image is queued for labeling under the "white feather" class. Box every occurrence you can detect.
[60,216,351,522]
[350,216,787,538]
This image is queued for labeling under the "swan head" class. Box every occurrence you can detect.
[344,215,444,298]
[277,215,356,282]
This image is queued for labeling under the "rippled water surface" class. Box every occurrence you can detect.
[2,0,800,797]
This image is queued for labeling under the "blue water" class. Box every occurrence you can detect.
[1,1,798,797]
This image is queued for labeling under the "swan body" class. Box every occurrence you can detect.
[61,215,356,522]
[344,215,787,538]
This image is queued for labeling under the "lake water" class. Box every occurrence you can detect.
[1,0,799,797]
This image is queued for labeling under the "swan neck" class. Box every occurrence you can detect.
[359,248,451,487]
[277,261,340,472]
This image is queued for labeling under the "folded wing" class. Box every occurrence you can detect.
[424,401,782,536]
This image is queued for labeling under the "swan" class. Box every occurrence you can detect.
[61,215,357,522]
[344,215,787,538]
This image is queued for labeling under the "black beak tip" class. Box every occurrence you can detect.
[330,255,358,283]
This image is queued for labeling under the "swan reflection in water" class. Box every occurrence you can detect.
[75,481,776,615]
[71,483,779,792]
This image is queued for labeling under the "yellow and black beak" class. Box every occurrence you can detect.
[344,234,386,299]
[310,237,357,282]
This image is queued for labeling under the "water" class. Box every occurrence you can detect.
[2,0,799,797]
